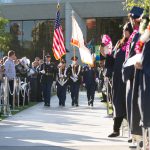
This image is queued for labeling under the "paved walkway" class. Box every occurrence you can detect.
[0,91,131,150]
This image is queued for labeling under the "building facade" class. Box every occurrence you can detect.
[0,0,127,63]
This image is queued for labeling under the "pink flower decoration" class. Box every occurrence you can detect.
[135,40,145,54]
[102,35,111,46]
[102,34,113,55]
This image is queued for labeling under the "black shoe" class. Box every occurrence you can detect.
[88,101,90,106]
[72,101,75,106]
[76,104,79,107]
[129,144,137,149]
[108,132,120,137]
[46,104,50,107]
[128,139,132,143]
[101,99,107,103]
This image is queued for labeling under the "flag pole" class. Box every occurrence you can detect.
[72,10,76,60]
[43,48,45,61]
[73,46,76,60]
[57,0,61,63]
[57,0,60,10]
[57,2,61,63]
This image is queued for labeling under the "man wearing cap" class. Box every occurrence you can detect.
[40,54,56,107]
[122,6,144,143]
[68,56,82,107]
[83,64,99,107]
[56,59,68,107]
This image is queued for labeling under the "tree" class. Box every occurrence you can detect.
[123,0,150,14]
[0,17,11,53]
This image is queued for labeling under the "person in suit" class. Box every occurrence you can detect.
[83,64,99,106]
[68,56,82,107]
[40,54,56,107]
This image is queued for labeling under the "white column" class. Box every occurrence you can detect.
[65,2,72,65]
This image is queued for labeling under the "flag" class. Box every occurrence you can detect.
[71,16,93,65]
[52,6,66,60]
[79,46,94,65]
[71,16,84,48]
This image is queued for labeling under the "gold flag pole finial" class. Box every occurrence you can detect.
[57,0,60,10]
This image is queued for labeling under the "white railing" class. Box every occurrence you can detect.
[0,77,30,117]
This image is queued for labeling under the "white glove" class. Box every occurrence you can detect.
[95,78,99,83]
[40,70,45,74]
[83,83,86,87]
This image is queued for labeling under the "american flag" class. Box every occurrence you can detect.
[52,8,66,60]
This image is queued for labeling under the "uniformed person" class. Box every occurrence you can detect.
[40,54,56,107]
[83,64,99,106]
[56,59,68,107]
[68,56,82,107]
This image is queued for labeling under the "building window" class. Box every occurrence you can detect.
[86,17,124,46]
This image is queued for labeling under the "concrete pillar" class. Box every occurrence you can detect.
[65,2,87,65]
[65,2,72,65]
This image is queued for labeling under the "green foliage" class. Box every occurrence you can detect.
[123,0,150,15]
[0,17,11,53]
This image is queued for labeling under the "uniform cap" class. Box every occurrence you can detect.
[71,56,78,61]
[61,58,66,64]
[45,54,51,58]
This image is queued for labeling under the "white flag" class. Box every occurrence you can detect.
[71,16,93,65]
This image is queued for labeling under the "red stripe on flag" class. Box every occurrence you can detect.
[52,10,66,60]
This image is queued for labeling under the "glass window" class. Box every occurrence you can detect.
[86,17,123,46]
[0,0,13,3]
[9,21,23,57]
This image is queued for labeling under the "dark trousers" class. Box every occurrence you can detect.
[57,84,67,106]
[102,92,107,101]
[9,80,14,107]
[113,117,124,132]
[70,82,80,106]
[30,77,37,101]
[86,84,96,104]
[42,81,52,105]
